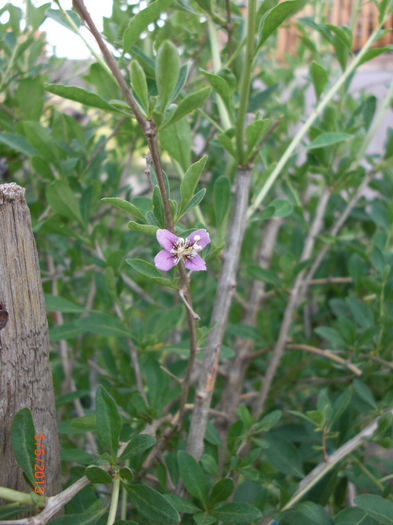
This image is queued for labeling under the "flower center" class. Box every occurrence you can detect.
[170,236,202,262]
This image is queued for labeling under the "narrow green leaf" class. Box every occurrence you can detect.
[307,132,351,150]
[246,118,271,155]
[217,130,237,158]
[126,258,176,288]
[208,478,234,507]
[128,221,158,235]
[126,484,180,524]
[96,385,122,457]
[259,0,306,47]
[85,465,113,484]
[156,40,179,112]
[201,70,233,118]
[46,180,83,224]
[11,408,36,487]
[253,409,282,433]
[49,503,106,525]
[45,7,81,32]
[76,314,131,338]
[310,61,329,100]
[45,83,122,113]
[130,60,149,112]
[123,0,174,50]
[247,265,281,286]
[178,450,208,506]
[45,294,85,313]
[211,502,262,522]
[159,117,191,170]
[164,493,200,514]
[353,379,377,410]
[120,434,155,460]
[102,197,146,221]
[181,188,206,217]
[315,326,345,347]
[355,494,393,524]
[161,87,211,128]
[0,132,37,157]
[179,156,207,215]
[152,186,165,227]
[214,176,231,226]
[21,121,58,163]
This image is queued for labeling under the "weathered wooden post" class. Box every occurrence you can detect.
[0,183,61,495]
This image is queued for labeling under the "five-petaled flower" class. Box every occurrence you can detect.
[154,229,210,271]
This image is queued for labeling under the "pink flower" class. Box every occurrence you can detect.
[154,229,210,271]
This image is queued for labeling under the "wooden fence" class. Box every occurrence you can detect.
[276,0,393,59]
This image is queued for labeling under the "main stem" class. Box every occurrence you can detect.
[235,0,257,165]
[187,168,252,459]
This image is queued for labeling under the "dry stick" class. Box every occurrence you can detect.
[221,217,283,418]
[298,172,373,304]
[253,187,331,416]
[261,409,393,525]
[72,0,199,427]
[187,168,253,460]
[286,344,362,376]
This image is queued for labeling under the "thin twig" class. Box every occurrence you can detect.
[253,187,330,416]
[286,344,362,376]
[179,288,200,321]
[72,0,199,431]
[261,408,393,524]
[187,167,253,459]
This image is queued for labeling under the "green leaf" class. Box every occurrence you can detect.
[58,414,96,435]
[21,121,58,163]
[208,478,234,507]
[102,197,146,222]
[96,385,122,457]
[214,176,231,226]
[45,7,81,32]
[161,87,211,128]
[193,513,217,525]
[201,70,233,118]
[119,467,134,482]
[156,40,180,112]
[307,132,351,150]
[152,186,165,227]
[334,507,378,525]
[84,62,120,100]
[181,188,206,217]
[265,437,304,478]
[253,410,282,433]
[46,180,83,224]
[177,450,208,506]
[26,1,50,30]
[355,494,393,524]
[126,484,180,524]
[11,408,36,487]
[76,314,131,338]
[45,83,122,113]
[120,434,155,460]
[211,502,262,522]
[179,156,207,216]
[310,61,329,100]
[346,297,374,328]
[246,118,271,156]
[15,78,44,121]
[159,117,191,170]
[123,0,175,50]
[85,465,113,484]
[258,0,306,47]
[126,258,176,288]
[49,503,106,525]
[45,294,85,313]
[246,265,281,287]
[164,493,200,514]
[217,129,237,158]
[130,60,149,112]
[315,326,345,347]
[128,221,158,235]
[0,132,37,157]
[359,46,392,66]
[353,379,377,410]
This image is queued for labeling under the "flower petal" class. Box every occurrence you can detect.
[154,250,177,271]
[187,229,210,249]
[184,254,206,271]
[156,229,179,251]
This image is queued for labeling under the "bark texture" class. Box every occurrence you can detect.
[0,183,61,495]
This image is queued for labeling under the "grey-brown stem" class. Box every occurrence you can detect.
[187,168,252,459]
[253,186,330,416]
